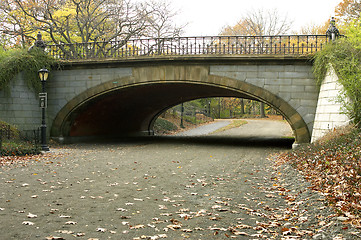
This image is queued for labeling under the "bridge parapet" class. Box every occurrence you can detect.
[48,35,331,60]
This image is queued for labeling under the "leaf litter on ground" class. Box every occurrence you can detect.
[275,125,361,229]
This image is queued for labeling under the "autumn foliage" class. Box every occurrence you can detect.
[277,126,361,227]
[335,0,361,22]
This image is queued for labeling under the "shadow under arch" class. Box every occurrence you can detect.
[51,72,311,145]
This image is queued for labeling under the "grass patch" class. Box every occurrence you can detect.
[211,120,247,134]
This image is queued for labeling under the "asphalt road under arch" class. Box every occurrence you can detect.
[0,119,355,239]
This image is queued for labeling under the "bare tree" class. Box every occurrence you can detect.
[298,21,330,35]
[140,0,187,55]
[142,0,185,39]
[219,8,293,118]
[221,8,293,36]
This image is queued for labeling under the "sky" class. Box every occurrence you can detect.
[169,0,343,36]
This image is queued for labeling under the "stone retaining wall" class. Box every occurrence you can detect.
[311,67,350,142]
[0,73,40,131]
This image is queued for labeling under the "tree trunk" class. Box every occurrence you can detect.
[218,97,221,118]
[252,101,255,115]
[240,99,245,115]
[260,102,266,118]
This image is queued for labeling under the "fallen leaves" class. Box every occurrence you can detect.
[2,129,360,240]
[0,149,69,168]
[275,126,361,229]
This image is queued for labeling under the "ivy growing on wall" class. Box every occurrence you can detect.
[0,48,57,95]
[313,20,361,127]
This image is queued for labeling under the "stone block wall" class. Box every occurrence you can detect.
[1,61,333,144]
[0,68,133,132]
[311,67,350,142]
[47,67,132,130]
[210,64,318,134]
[0,73,40,131]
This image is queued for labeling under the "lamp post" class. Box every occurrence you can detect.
[326,17,340,42]
[208,99,211,118]
[38,68,50,151]
[180,102,185,128]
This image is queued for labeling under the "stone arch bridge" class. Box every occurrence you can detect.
[0,35,347,147]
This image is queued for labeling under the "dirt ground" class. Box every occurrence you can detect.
[0,119,359,239]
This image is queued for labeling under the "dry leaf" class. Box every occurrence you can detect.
[56,230,73,234]
[130,224,145,229]
[96,227,107,232]
[22,221,34,225]
[45,236,65,240]
[233,231,249,236]
[65,221,77,225]
[116,208,127,212]
[27,213,37,218]
[167,224,181,230]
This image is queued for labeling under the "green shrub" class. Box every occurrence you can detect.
[0,120,40,156]
[0,120,20,139]
[154,118,178,133]
[0,48,57,95]
[0,141,41,156]
[313,19,361,127]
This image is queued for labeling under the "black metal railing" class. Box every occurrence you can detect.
[20,129,40,144]
[0,124,10,149]
[47,35,332,60]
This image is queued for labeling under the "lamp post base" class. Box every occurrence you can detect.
[40,123,49,152]
[41,144,50,151]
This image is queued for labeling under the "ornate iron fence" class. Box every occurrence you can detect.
[47,35,332,60]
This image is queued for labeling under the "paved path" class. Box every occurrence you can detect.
[0,120,356,239]
[175,120,231,136]
[212,119,293,138]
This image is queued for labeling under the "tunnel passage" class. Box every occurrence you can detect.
[66,82,255,138]
[51,64,312,146]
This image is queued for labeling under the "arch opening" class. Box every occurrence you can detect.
[152,97,292,137]
[51,78,311,145]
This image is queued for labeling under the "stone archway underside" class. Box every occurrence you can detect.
[51,66,311,144]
